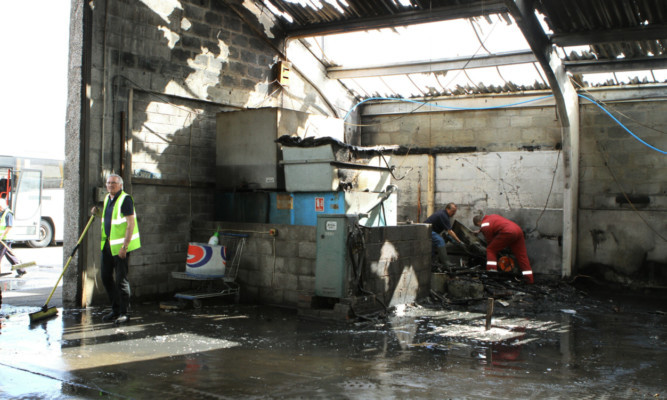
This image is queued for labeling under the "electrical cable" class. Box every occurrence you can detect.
[531,149,560,233]
[346,92,667,156]
[343,94,554,121]
[203,227,274,239]
[578,94,667,155]
[378,152,407,181]
[342,101,429,128]
[347,222,388,313]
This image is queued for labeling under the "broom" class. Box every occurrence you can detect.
[0,239,37,270]
[29,214,96,323]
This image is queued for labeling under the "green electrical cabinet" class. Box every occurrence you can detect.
[315,214,358,298]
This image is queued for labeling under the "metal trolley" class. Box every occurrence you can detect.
[171,233,248,308]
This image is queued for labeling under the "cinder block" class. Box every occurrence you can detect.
[283,290,300,307]
[275,241,298,257]
[296,258,315,276]
[273,272,298,290]
[259,287,283,304]
[392,240,415,257]
[365,227,386,243]
[249,269,273,288]
[272,256,287,273]
[363,243,383,261]
[298,275,316,291]
[298,241,316,259]
[255,238,275,255]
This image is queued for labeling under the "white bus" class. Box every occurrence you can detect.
[0,155,64,248]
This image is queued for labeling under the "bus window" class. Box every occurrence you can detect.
[0,177,7,199]
[0,156,64,246]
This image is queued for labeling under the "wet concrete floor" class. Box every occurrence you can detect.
[1,282,665,400]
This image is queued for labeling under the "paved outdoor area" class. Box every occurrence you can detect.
[0,245,63,308]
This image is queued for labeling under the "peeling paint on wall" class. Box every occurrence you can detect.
[158,26,180,49]
[181,17,191,30]
[140,0,183,24]
[242,0,278,39]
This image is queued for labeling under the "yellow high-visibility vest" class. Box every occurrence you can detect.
[101,191,140,255]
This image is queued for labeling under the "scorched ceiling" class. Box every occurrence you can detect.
[257,0,667,98]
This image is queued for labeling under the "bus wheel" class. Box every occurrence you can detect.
[27,219,54,248]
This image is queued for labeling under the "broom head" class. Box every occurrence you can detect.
[11,261,37,270]
[29,306,58,323]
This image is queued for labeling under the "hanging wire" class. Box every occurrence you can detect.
[346,92,667,156]
[527,149,561,235]
[578,93,667,155]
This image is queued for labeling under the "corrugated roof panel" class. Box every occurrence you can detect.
[262,0,667,98]
[537,0,667,60]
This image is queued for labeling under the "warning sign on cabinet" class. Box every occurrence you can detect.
[315,197,324,212]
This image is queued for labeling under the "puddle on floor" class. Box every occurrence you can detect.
[0,295,665,399]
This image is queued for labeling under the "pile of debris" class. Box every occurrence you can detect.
[427,220,572,313]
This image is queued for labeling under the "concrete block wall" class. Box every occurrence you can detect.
[362,223,432,307]
[577,99,667,282]
[186,221,431,308]
[361,106,561,151]
[359,103,565,273]
[371,146,565,275]
[189,221,317,306]
[73,0,356,306]
[357,92,667,283]
[130,91,230,181]
[388,154,429,223]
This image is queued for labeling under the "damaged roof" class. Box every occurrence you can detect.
[260,0,667,98]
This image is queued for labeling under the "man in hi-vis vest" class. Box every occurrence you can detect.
[91,174,140,324]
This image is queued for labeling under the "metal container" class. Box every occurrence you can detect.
[216,108,343,190]
[282,145,392,192]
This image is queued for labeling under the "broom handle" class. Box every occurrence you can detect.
[0,238,19,258]
[42,214,96,308]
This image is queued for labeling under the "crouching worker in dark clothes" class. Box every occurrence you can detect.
[473,214,534,284]
[425,203,464,268]
[91,174,141,324]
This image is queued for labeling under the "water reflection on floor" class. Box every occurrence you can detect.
[0,298,664,399]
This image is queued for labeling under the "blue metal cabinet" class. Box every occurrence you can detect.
[269,191,396,226]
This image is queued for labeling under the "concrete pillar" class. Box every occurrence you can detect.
[550,56,579,278]
[509,0,580,277]
[63,0,92,307]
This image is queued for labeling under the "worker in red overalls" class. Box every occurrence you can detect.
[473,214,534,284]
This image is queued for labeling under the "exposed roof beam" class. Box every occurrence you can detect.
[327,51,537,78]
[505,0,580,279]
[551,24,667,47]
[564,56,667,73]
[284,0,507,39]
